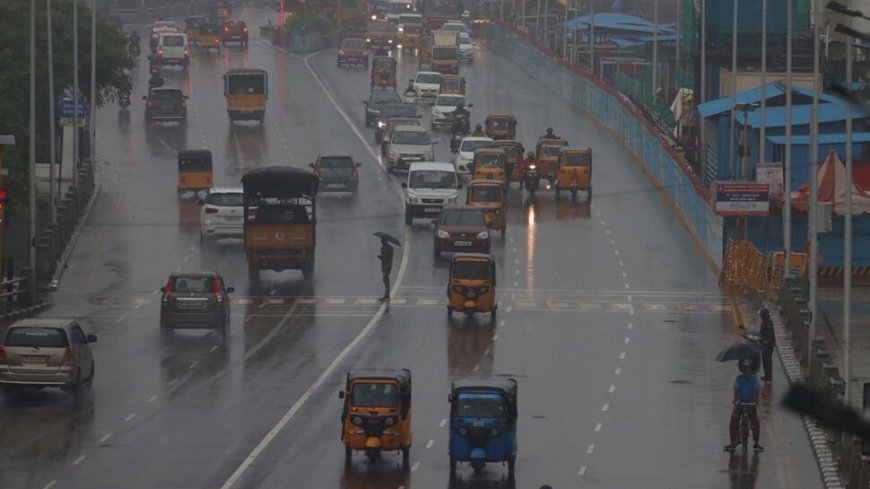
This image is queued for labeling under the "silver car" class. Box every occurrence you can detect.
[0,319,97,394]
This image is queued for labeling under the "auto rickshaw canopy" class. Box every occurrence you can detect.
[450,253,496,280]
[185,15,208,29]
[372,56,397,70]
[493,140,524,158]
[559,148,592,167]
[346,369,412,395]
[451,377,517,403]
[177,149,213,172]
[467,180,505,203]
[242,166,319,198]
[536,138,568,157]
[485,114,516,130]
[473,148,506,167]
[439,75,466,95]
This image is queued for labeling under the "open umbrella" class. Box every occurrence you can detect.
[715,341,762,362]
[373,232,401,247]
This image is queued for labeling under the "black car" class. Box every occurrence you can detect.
[309,154,361,193]
[143,87,187,123]
[159,271,233,338]
[363,91,403,127]
[373,104,419,144]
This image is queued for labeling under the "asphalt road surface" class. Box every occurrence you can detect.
[0,7,822,489]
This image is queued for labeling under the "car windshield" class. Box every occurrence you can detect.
[342,39,366,49]
[319,157,354,169]
[4,327,69,348]
[470,185,503,202]
[150,90,183,101]
[162,35,184,47]
[453,261,491,280]
[380,105,417,118]
[369,23,393,32]
[416,73,442,84]
[441,209,485,226]
[172,276,213,292]
[351,382,399,407]
[437,96,464,107]
[563,153,591,166]
[455,393,508,418]
[461,140,493,152]
[392,131,430,145]
[459,34,471,44]
[371,93,401,105]
[206,192,243,206]
[409,170,456,189]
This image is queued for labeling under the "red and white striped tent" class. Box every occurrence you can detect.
[784,150,870,215]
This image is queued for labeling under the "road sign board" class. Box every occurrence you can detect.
[59,98,87,120]
[714,182,770,217]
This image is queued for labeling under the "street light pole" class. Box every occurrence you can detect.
[29,0,37,301]
[652,0,658,101]
[784,0,793,279]
[844,0,854,408]
[675,0,680,92]
[808,0,821,369]
[73,0,79,190]
[700,0,706,178]
[589,0,594,74]
[759,0,767,178]
[729,0,739,182]
[90,0,96,185]
[47,0,57,226]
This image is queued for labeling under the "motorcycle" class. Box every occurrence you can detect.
[403,89,417,105]
[118,90,131,108]
[524,164,539,197]
[451,114,470,136]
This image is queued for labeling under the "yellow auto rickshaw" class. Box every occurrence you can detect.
[371,56,397,90]
[535,137,569,184]
[447,253,497,320]
[198,23,223,51]
[493,140,524,184]
[177,149,213,194]
[339,369,412,462]
[555,147,592,200]
[184,15,208,45]
[466,179,506,233]
[484,114,517,140]
[439,75,466,96]
[472,148,508,186]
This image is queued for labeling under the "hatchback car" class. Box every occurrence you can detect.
[364,91,403,126]
[143,87,187,123]
[309,154,361,193]
[199,187,244,244]
[160,272,234,338]
[0,319,97,394]
[433,205,490,256]
[222,20,249,46]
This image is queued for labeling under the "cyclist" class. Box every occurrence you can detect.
[724,356,763,452]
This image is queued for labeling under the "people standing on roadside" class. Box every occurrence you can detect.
[378,237,394,301]
[759,308,775,383]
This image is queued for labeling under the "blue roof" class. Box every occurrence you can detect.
[565,13,673,35]
[766,132,870,146]
[742,102,870,129]
[697,81,840,118]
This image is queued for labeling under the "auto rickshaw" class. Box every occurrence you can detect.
[471,148,508,186]
[493,140,524,184]
[177,149,213,194]
[184,15,208,44]
[439,75,466,96]
[484,114,517,140]
[447,254,497,319]
[448,377,518,475]
[555,147,592,200]
[466,180,506,233]
[371,56,397,90]
[535,137,569,184]
[339,369,412,462]
[198,23,223,51]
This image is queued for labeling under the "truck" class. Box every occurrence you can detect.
[429,30,459,75]
[223,68,268,123]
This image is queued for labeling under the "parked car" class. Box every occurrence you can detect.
[309,154,361,193]
[0,319,97,395]
[199,187,244,244]
[143,87,187,123]
[433,205,490,256]
[159,272,233,338]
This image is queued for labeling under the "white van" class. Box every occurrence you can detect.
[158,33,190,67]
[402,162,459,224]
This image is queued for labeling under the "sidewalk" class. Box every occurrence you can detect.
[817,284,870,407]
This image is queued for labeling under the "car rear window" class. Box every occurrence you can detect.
[319,157,353,169]
[173,276,213,292]
[342,39,366,49]
[441,210,485,226]
[4,327,69,348]
[151,90,183,101]
[371,93,402,105]
[162,35,185,47]
[206,192,243,206]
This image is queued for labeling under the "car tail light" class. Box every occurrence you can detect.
[205,207,218,214]
[147,101,156,108]
[158,46,165,55]
[62,348,73,366]
[224,26,229,32]
[243,27,248,32]
[212,278,223,303]
[163,278,173,295]
[0,346,5,363]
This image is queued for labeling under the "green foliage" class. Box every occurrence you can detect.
[0,0,131,214]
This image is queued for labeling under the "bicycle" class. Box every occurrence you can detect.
[735,402,757,454]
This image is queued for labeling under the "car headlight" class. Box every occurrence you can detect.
[446,196,457,204]
[366,37,371,42]
[407,196,419,204]
[477,231,489,239]
[437,230,450,238]
[352,416,363,426]
[398,27,404,33]
[338,50,345,55]
[388,39,393,43]
[377,121,386,128]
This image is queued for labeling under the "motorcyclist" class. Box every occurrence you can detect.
[471,123,485,137]
[522,151,538,191]
[130,30,141,45]
[452,102,471,121]
[149,70,165,88]
[403,82,417,99]
[724,357,763,452]
[523,151,537,170]
[541,127,560,140]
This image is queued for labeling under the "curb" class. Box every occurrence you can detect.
[0,302,53,325]
[47,177,102,292]
[765,301,844,489]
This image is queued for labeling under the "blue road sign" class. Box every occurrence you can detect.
[59,98,87,119]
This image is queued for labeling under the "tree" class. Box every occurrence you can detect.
[0,0,131,214]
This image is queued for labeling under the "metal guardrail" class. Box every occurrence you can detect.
[0,276,26,314]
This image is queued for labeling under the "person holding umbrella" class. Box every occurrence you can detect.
[374,232,401,301]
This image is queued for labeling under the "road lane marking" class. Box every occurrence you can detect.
[578,466,587,476]
[624,337,630,344]
[151,289,159,296]
[614,368,621,375]
[125,413,136,422]
[627,295,633,302]
[601,404,609,412]
[268,299,284,305]
[600,220,606,226]
[73,455,86,465]
[175,266,181,272]
[619,352,626,359]
[587,444,595,454]
[116,315,127,323]
[238,299,254,305]
[614,249,620,256]
[100,433,112,443]
[426,439,434,448]
[189,361,199,369]
[439,419,447,428]
[513,281,518,287]
[209,346,218,353]
[621,272,627,278]
[618,260,623,267]
[608,385,615,393]
[627,322,633,329]
[609,239,616,245]
[169,378,179,386]
[605,229,611,235]
[134,303,143,310]
[411,462,421,471]
[269,289,277,296]
[147,395,157,403]
[182,255,190,262]
[483,348,490,355]
[42,481,57,489]
[493,334,499,341]
[594,422,603,432]
[190,245,196,251]
[473,364,480,371]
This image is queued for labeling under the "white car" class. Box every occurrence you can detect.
[453,136,494,175]
[458,33,473,62]
[431,94,467,128]
[402,162,459,224]
[412,71,443,102]
[386,125,436,172]
[157,33,190,67]
[200,187,244,243]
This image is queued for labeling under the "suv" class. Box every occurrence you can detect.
[411,71,443,101]
[150,20,178,51]
[0,319,97,395]
[309,154,361,193]
[433,205,490,256]
[222,20,248,46]
[402,162,459,225]
[157,33,189,67]
[143,87,187,123]
[337,37,369,67]
[364,91,403,126]
[199,187,244,244]
[386,125,435,173]
[159,272,234,338]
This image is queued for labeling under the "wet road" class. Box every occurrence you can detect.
[0,7,821,489]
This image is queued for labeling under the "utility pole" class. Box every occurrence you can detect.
[652,0,658,101]
[729,0,739,182]
[73,0,79,190]
[700,0,706,179]
[844,0,854,408]
[0,135,14,280]
[589,0,594,74]
[47,0,57,226]
[675,0,680,92]
[808,0,820,369]
[759,0,767,181]
[29,0,37,301]
[784,0,793,278]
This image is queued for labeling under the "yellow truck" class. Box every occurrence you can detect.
[430,30,459,75]
[223,68,268,123]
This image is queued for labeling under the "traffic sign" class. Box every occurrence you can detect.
[714,182,771,217]
[59,98,87,126]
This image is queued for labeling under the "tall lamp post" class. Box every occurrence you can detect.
[735,102,759,239]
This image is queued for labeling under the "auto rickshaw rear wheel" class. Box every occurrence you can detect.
[447,307,453,319]
[402,446,410,460]
[344,445,352,460]
[507,456,516,471]
[449,456,457,472]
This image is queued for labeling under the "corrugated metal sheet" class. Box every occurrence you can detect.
[697,82,838,119]
[766,132,870,145]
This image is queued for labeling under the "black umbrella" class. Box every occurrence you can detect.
[373,232,401,247]
[715,341,762,362]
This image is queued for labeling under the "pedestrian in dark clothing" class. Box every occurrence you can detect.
[378,238,394,301]
[759,308,776,383]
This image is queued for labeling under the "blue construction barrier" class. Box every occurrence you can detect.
[482,23,724,269]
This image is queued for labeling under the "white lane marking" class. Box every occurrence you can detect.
[614,368,621,375]
[578,466,587,476]
[238,299,254,305]
[134,303,142,310]
[169,378,179,386]
[627,322,633,330]
[151,289,159,296]
[624,337,630,344]
[609,239,616,245]
[624,283,631,289]
[73,455,86,465]
[627,295,633,302]
[269,289,278,296]
[621,271,627,278]
[608,385,616,393]
[619,352,626,359]
[189,361,199,369]
[190,245,196,251]
[147,395,157,403]
[513,281,519,287]
[614,249,620,256]
[514,258,519,264]
[594,422,603,432]
[587,444,595,454]
[473,364,481,372]
[617,260,623,267]
[605,229,611,235]
[411,462,421,472]
[209,345,218,353]
[493,334,499,341]
[600,220,606,226]
[483,348,490,355]
[509,237,515,243]
[439,418,448,428]
[512,248,517,253]
[218,234,413,489]
[125,413,136,422]
[116,315,127,323]
[506,307,512,313]
[498,320,505,327]
[100,433,112,443]
[426,439,435,448]
[182,255,190,262]
[175,266,181,272]
[510,292,516,299]
[602,404,609,412]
